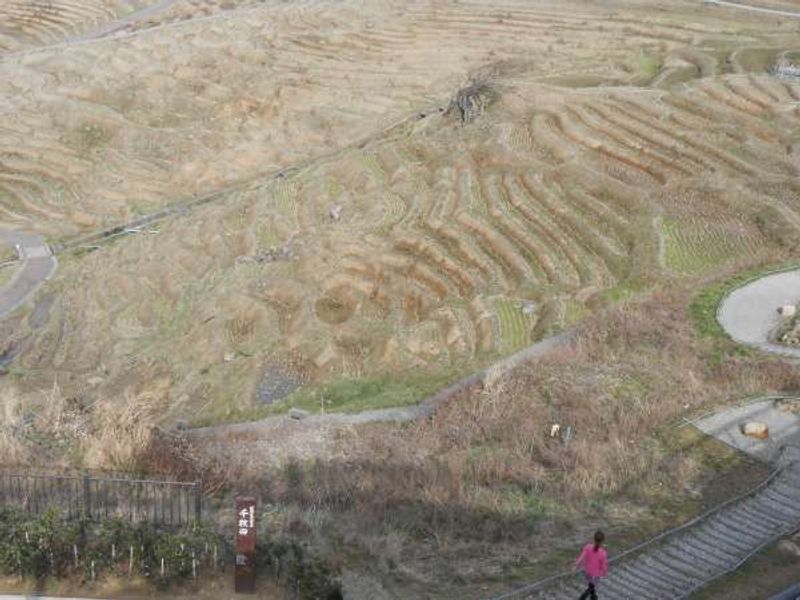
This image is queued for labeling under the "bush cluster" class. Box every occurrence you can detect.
[0,507,219,583]
[0,508,341,598]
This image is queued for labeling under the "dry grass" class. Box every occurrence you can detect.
[2,0,800,592]
[0,380,166,472]
[196,282,795,509]
[0,387,30,465]
[179,280,794,594]
[5,0,800,424]
[300,286,796,507]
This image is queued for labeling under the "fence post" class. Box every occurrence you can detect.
[83,473,91,520]
[194,480,202,522]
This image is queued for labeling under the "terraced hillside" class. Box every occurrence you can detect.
[7,75,800,422]
[0,0,158,52]
[2,0,800,424]
[1,0,797,236]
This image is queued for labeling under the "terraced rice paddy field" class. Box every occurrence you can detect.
[1,0,800,425]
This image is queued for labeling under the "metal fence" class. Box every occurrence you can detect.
[0,469,201,527]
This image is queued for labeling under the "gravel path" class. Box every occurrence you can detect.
[717,269,800,358]
[0,230,57,320]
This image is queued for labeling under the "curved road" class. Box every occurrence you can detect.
[0,230,57,320]
[717,269,800,358]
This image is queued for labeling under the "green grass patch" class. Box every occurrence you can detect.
[598,278,650,304]
[0,262,20,288]
[658,422,750,473]
[493,298,534,353]
[690,262,800,341]
[638,55,662,79]
[662,218,758,275]
[189,367,468,427]
[279,373,454,414]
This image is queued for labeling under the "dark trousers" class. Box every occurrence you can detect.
[578,581,597,600]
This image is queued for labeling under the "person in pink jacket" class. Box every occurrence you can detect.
[574,530,608,600]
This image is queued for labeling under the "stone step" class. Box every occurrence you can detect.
[653,544,722,577]
[634,554,699,592]
[694,521,755,554]
[735,501,795,529]
[758,491,800,519]
[724,507,782,536]
[677,532,741,565]
[715,511,775,540]
[612,563,675,597]
[491,465,800,600]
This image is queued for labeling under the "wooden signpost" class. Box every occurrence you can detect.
[235,496,256,593]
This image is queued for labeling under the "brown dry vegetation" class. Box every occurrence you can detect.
[187,281,796,597]
[0,380,166,471]
[2,0,800,596]
[8,63,800,423]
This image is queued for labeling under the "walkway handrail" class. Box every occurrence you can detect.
[487,459,790,599]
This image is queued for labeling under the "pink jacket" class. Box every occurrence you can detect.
[575,543,608,578]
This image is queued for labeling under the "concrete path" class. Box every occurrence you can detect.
[717,269,800,358]
[190,331,574,435]
[694,397,800,463]
[704,0,800,18]
[0,230,58,320]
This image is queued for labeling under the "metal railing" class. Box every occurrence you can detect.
[487,460,793,600]
[0,468,201,526]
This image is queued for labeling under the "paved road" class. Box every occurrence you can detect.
[717,269,800,358]
[704,0,800,18]
[0,230,58,320]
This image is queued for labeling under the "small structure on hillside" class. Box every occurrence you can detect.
[770,58,800,80]
[445,80,494,123]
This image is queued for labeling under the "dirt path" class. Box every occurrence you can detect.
[717,269,800,358]
[703,0,800,18]
[0,230,57,320]
[489,448,800,600]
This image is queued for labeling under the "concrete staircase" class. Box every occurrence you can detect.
[492,453,800,600]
